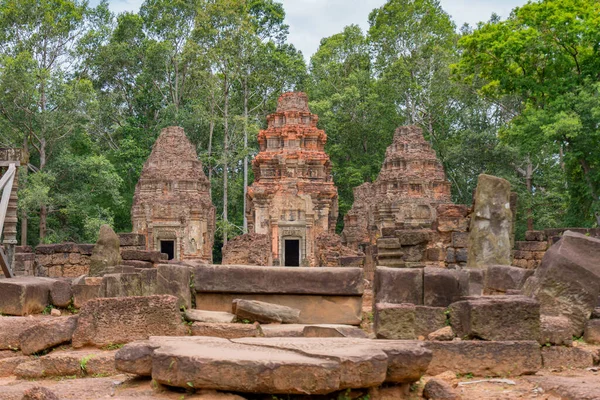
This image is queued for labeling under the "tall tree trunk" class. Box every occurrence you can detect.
[525,160,534,231]
[208,99,215,195]
[242,77,249,234]
[38,138,47,242]
[222,77,229,246]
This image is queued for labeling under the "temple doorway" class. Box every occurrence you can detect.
[160,240,175,260]
[284,239,300,267]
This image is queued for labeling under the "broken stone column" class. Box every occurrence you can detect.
[89,225,122,276]
[467,174,512,268]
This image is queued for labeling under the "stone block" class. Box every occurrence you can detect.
[78,244,95,255]
[190,322,261,339]
[100,273,142,298]
[414,306,447,337]
[452,232,468,248]
[427,326,454,341]
[72,284,100,308]
[35,244,56,255]
[396,230,429,245]
[426,247,444,261]
[0,277,52,315]
[467,174,512,268]
[14,350,117,379]
[157,264,192,309]
[449,295,540,341]
[118,233,146,247]
[423,267,466,307]
[115,341,159,376]
[0,356,30,377]
[233,299,300,324]
[302,324,368,338]
[62,264,88,277]
[50,279,72,308]
[584,319,600,344]
[195,293,362,325]
[462,268,484,296]
[423,378,460,400]
[484,264,534,294]
[542,346,594,370]
[374,266,423,306]
[425,341,541,376]
[522,231,600,336]
[455,248,468,263]
[184,309,235,323]
[445,248,455,263]
[517,241,548,252]
[0,317,34,350]
[374,303,416,339]
[377,237,401,249]
[139,268,157,296]
[525,231,546,242]
[540,316,572,346]
[120,249,164,263]
[19,316,78,355]
[194,264,364,296]
[122,259,153,269]
[71,295,187,348]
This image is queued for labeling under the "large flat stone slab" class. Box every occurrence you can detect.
[195,293,362,325]
[19,316,78,355]
[0,317,37,350]
[374,267,423,306]
[0,277,53,315]
[193,264,364,295]
[14,349,117,378]
[116,336,431,394]
[184,309,235,323]
[72,295,187,348]
[424,340,541,376]
[151,338,341,394]
[233,299,300,324]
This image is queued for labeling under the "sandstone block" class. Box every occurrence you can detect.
[151,338,341,394]
[190,322,261,339]
[526,231,547,241]
[89,224,122,276]
[120,249,164,263]
[426,247,444,262]
[462,268,484,296]
[0,317,33,350]
[423,267,466,307]
[72,283,100,308]
[484,264,534,294]
[467,174,512,268]
[303,325,368,338]
[196,293,362,325]
[451,232,468,248]
[449,296,540,341]
[118,233,146,247]
[0,356,30,377]
[233,299,300,324]
[184,309,235,323]
[584,319,600,344]
[15,350,117,378]
[374,303,415,339]
[22,387,59,400]
[261,324,306,337]
[374,267,423,306]
[194,264,364,295]
[49,279,73,308]
[445,248,455,263]
[157,264,192,309]
[19,316,78,355]
[78,244,95,255]
[425,341,541,376]
[122,259,153,269]
[377,237,401,249]
[540,316,573,345]
[427,326,454,341]
[115,340,159,376]
[423,378,460,400]
[139,268,157,296]
[517,241,548,252]
[396,230,429,245]
[100,273,142,298]
[415,306,447,337]
[0,277,52,315]
[455,248,467,263]
[522,231,600,336]
[71,295,187,348]
[542,346,594,370]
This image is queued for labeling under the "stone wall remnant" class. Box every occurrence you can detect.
[467,174,513,268]
[132,126,215,262]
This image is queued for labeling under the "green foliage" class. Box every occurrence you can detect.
[79,354,95,374]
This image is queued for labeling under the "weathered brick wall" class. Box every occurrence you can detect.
[35,243,94,277]
[12,246,35,276]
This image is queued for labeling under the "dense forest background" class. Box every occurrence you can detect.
[1,0,599,254]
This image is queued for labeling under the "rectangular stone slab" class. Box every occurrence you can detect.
[195,293,362,325]
[0,277,52,315]
[193,264,364,295]
[424,341,541,376]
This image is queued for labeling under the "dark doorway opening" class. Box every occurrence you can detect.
[284,239,300,267]
[160,240,175,260]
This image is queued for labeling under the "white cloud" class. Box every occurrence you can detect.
[100,0,527,60]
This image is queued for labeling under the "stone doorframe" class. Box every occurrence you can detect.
[279,225,306,267]
[152,228,179,261]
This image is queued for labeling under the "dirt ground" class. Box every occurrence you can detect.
[1,369,599,400]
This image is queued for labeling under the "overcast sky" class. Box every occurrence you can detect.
[101,0,528,60]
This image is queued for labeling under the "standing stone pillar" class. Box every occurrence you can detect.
[467,174,513,268]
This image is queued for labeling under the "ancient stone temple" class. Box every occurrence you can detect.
[246,92,338,267]
[342,126,464,272]
[132,126,215,262]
